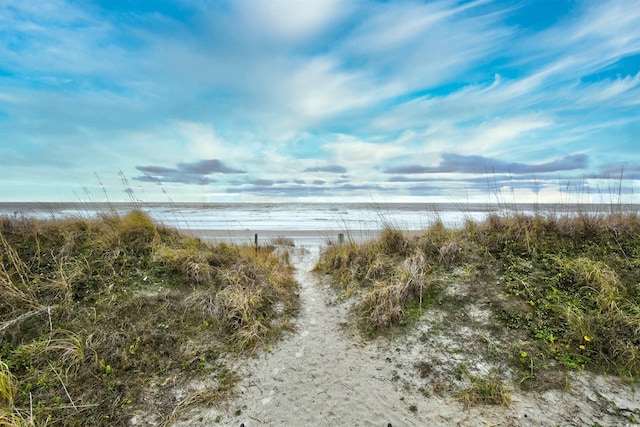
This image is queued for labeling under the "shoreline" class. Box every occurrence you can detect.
[181,228,394,247]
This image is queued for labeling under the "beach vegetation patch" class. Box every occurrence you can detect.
[0,211,298,425]
[316,212,640,390]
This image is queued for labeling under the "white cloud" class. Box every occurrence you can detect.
[341,0,510,91]
[346,0,496,52]
[178,122,229,159]
[287,56,399,120]
[516,0,640,79]
[0,0,91,26]
[233,0,346,42]
[348,2,451,52]
[323,135,406,165]
[576,72,640,104]
[570,0,640,51]
[367,74,544,135]
[466,116,553,154]
[0,2,125,77]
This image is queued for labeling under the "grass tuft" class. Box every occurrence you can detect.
[0,359,16,407]
[459,376,511,408]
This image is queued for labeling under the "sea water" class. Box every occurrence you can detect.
[0,202,509,229]
[1,202,635,246]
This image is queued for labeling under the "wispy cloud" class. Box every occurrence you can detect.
[385,153,589,175]
[303,165,348,174]
[134,159,245,185]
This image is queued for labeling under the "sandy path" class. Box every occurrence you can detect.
[223,246,431,426]
[169,245,435,426]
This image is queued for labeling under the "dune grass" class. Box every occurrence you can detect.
[459,375,511,408]
[316,212,640,387]
[0,211,298,426]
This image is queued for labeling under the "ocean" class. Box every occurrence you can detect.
[1,202,636,246]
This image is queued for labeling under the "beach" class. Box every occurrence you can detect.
[183,228,386,247]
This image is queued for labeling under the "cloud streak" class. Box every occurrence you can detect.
[385,154,589,175]
[303,165,348,174]
[134,159,245,185]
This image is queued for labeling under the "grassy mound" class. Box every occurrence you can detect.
[0,211,298,426]
[316,213,640,384]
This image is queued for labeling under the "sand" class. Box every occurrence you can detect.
[182,229,383,247]
[169,240,639,427]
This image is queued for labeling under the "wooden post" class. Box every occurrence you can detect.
[255,233,258,253]
[338,233,344,245]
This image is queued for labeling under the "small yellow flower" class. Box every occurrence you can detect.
[584,336,591,342]
[579,345,586,350]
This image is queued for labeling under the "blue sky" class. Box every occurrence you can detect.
[1,0,639,203]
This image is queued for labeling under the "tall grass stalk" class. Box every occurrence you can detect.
[0,359,15,407]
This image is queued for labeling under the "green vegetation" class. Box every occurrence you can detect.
[459,375,511,408]
[316,212,640,391]
[0,211,298,425]
[315,227,443,334]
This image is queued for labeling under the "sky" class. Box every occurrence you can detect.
[1,0,639,204]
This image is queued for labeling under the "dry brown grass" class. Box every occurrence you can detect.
[357,250,430,332]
